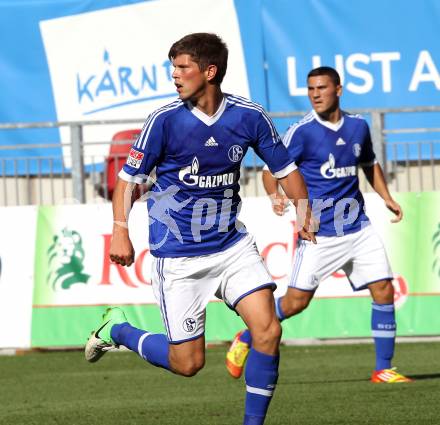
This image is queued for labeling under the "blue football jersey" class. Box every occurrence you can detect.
[120,94,297,257]
[283,110,376,236]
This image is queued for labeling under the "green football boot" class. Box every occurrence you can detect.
[85,307,128,363]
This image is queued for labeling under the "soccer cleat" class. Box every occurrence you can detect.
[85,307,128,363]
[370,367,413,383]
[226,330,250,379]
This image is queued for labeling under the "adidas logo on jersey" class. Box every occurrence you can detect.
[204,137,218,147]
[336,137,346,146]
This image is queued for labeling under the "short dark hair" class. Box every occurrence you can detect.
[307,66,341,86]
[168,33,228,85]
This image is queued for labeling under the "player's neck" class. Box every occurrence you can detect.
[191,86,224,117]
[316,107,342,124]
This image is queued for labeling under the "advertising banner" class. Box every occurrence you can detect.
[242,192,440,339]
[28,192,440,347]
[31,203,157,346]
[33,203,153,306]
[262,0,440,111]
[261,0,440,159]
[2,0,440,174]
[0,206,37,348]
[39,0,250,168]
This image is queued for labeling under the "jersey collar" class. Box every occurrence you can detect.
[312,109,344,132]
[186,96,226,126]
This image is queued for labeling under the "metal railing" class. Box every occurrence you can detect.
[1,107,439,206]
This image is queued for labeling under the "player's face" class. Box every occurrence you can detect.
[307,75,342,116]
[172,54,209,101]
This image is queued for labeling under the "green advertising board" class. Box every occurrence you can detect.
[31,193,440,347]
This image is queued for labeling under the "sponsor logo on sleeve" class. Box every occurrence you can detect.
[127,148,144,169]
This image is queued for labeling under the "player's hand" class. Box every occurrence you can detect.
[298,228,317,244]
[385,198,403,223]
[269,192,289,216]
[109,226,135,266]
[297,212,319,244]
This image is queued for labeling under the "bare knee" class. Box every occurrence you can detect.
[170,359,205,378]
[281,290,313,317]
[177,362,204,377]
[168,337,206,377]
[251,318,282,351]
[170,352,205,377]
[369,280,394,304]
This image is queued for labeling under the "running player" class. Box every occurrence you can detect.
[226,66,412,384]
[85,33,315,425]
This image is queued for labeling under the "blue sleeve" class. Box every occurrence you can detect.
[119,112,165,182]
[359,121,376,166]
[252,111,297,177]
[282,124,305,165]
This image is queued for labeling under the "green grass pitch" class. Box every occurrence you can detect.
[0,342,439,424]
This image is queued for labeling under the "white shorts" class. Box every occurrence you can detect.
[151,234,275,343]
[289,224,393,292]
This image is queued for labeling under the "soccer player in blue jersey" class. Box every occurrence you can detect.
[226,66,412,384]
[85,33,315,424]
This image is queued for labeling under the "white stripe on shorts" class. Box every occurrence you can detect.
[289,241,306,288]
[157,258,172,338]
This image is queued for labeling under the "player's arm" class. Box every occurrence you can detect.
[110,177,137,267]
[262,167,288,216]
[110,112,163,266]
[360,121,402,223]
[362,162,402,223]
[278,169,317,243]
[254,112,316,241]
